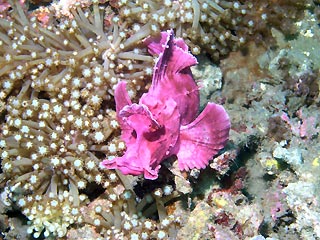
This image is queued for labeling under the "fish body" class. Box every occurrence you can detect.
[102,30,230,180]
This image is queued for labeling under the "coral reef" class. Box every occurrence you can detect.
[114,0,311,60]
[0,0,153,238]
[214,3,320,238]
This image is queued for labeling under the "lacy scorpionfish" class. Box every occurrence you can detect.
[102,30,230,179]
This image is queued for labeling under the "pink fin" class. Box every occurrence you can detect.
[144,31,170,55]
[144,30,199,125]
[102,156,160,180]
[177,103,231,170]
[144,166,161,180]
[151,30,198,90]
[114,81,132,112]
[113,82,134,144]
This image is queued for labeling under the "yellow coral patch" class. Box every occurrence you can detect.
[214,198,228,208]
[265,159,279,169]
[312,157,319,167]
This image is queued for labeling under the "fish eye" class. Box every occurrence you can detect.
[131,130,137,138]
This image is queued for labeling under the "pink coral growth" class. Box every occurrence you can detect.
[281,109,319,139]
[0,0,10,12]
[102,30,230,179]
[0,0,24,17]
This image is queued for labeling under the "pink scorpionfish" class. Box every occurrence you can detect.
[102,30,230,180]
